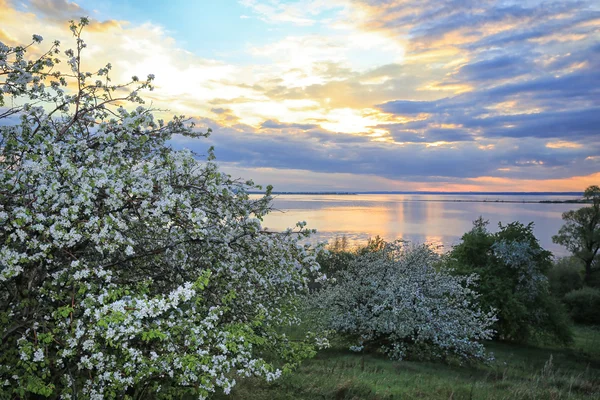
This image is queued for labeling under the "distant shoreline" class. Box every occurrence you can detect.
[249,191,585,203]
[394,199,591,204]
[249,191,584,197]
[250,191,583,196]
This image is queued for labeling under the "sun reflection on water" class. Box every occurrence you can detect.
[256,194,582,256]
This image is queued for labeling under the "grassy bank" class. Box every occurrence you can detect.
[214,326,600,399]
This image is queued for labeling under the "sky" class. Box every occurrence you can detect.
[1,0,599,192]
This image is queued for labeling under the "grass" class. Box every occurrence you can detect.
[213,326,600,399]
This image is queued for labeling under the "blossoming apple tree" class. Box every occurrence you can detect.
[0,18,324,399]
[310,241,497,362]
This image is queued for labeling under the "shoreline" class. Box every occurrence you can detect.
[250,193,588,204]
[250,191,583,196]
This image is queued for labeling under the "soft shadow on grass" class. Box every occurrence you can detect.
[213,326,600,400]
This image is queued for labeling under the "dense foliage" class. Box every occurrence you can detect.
[563,288,600,325]
[310,240,497,363]
[548,257,584,299]
[553,185,600,285]
[448,218,572,344]
[0,20,325,399]
[314,235,355,282]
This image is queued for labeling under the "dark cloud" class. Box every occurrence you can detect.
[379,123,475,143]
[455,54,534,82]
[546,42,600,71]
[484,69,600,101]
[464,108,600,140]
[377,100,442,115]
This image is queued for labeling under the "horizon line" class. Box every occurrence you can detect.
[248,190,584,195]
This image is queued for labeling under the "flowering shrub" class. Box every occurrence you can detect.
[310,241,497,362]
[0,19,324,399]
[448,218,572,344]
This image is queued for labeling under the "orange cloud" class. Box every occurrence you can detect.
[464,172,600,192]
[0,28,18,46]
[87,19,126,33]
[545,141,583,149]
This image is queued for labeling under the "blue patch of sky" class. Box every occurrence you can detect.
[74,0,342,65]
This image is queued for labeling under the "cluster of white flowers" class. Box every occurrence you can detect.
[492,239,548,298]
[310,242,497,362]
[0,19,324,398]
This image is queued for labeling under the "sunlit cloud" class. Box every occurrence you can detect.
[546,141,584,149]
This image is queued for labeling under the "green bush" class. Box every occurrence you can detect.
[563,288,600,325]
[587,266,600,288]
[316,236,356,280]
[548,257,584,298]
[447,218,573,344]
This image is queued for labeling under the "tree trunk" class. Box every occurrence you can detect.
[585,259,593,285]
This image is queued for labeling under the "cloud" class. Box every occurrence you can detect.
[385,126,474,143]
[27,0,85,21]
[455,54,534,82]
[466,8,600,50]
[261,120,320,130]
[464,108,600,140]
[484,68,599,102]
[211,107,230,115]
[16,0,124,31]
[377,99,441,115]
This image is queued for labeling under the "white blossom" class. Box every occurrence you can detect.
[311,242,497,362]
[32,349,44,363]
[0,19,324,399]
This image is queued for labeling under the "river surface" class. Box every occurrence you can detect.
[255,194,585,256]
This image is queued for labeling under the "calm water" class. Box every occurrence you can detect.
[256,194,585,257]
